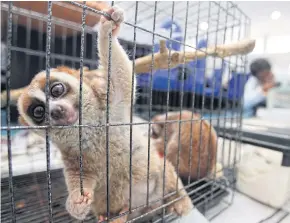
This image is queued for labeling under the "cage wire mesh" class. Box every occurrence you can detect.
[1,1,251,222]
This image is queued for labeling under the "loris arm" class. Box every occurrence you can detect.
[97,7,133,106]
[64,170,97,193]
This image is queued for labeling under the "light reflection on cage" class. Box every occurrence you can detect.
[1,1,250,222]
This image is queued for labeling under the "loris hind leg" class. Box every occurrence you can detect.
[163,160,194,216]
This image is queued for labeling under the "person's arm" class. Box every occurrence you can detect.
[243,76,266,111]
[262,82,277,92]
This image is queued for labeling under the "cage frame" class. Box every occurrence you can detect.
[1,1,253,222]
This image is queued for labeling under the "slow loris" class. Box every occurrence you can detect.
[17,6,193,222]
[151,110,220,183]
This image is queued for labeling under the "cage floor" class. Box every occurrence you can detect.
[1,169,229,223]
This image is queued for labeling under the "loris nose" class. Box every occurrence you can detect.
[50,105,65,120]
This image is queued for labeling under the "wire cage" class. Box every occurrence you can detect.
[1,1,251,223]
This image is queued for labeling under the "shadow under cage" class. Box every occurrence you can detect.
[1,1,252,222]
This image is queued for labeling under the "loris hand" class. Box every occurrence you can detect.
[262,82,276,93]
[66,188,94,220]
[100,6,125,37]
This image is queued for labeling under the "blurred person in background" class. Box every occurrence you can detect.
[243,58,277,116]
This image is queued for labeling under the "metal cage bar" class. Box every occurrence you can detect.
[146,1,157,209]
[162,1,175,220]
[78,0,87,199]
[44,2,53,221]
[5,2,16,222]
[129,1,139,213]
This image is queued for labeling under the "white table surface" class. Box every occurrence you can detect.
[172,209,210,223]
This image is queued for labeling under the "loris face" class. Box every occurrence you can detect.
[25,80,78,126]
[17,66,98,146]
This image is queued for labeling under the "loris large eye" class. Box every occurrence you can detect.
[51,82,66,98]
[32,105,45,122]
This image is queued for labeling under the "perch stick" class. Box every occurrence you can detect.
[1,39,255,108]
[134,39,256,74]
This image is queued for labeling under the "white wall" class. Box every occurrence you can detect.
[248,35,290,83]
[236,2,290,83]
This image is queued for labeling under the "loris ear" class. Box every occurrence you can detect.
[151,123,162,139]
[19,116,29,126]
[151,115,165,139]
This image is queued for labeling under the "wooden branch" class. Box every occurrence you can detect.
[134,39,256,74]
